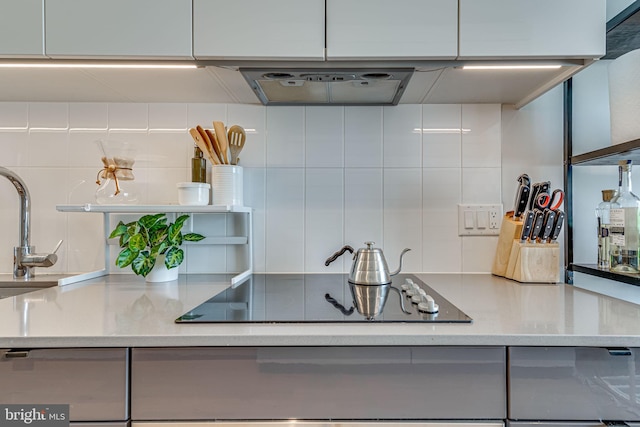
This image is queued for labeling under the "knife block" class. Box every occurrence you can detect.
[505,241,560,283]
[491,212,523,277]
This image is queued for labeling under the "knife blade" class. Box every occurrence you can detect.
[548,210,565,243]
[538,209,556,242]
[529,209,545,243]
[513,184,531,220]
[519,211,535,242]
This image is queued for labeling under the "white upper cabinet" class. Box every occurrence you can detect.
[326,0,457,60]
[459,0,606,59]
[0,0,45,57]
[193,0,325,60]
[45,0,192,59]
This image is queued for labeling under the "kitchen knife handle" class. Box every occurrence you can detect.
[529,210,545,242]
[514,185,530,219]
[519,211,535,242]
[538,209,556,242]
[548,210,565,243]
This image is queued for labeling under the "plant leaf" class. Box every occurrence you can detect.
[167,223,182,245]
[128,233,147,251]
[184,233,205,242]
[119,232,131,248]
[108,221,128,239]
[131,250,154,277]
[115,247,138,268]
[149,225,168,246]
[138,213,166,230]
[175,214,189,228]
[164,246,184,269]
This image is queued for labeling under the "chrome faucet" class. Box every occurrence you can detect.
[0,166,61,279]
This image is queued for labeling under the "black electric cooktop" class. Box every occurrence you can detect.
[176,274,472,324]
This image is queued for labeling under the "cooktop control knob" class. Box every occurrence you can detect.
[418,295,439,314]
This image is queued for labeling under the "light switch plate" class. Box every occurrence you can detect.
[458,204,503,236]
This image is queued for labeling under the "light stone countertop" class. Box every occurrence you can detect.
[1,272,640,348]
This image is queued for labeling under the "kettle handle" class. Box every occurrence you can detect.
[325,245,355,266]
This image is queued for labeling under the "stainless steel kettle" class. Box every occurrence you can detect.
[325,242,410,285]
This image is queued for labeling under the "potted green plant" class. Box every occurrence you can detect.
[109,213,205,281]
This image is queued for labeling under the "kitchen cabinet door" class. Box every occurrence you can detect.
[0,0,44,58]
[0,348,129,421]
[509,347,640,421]
[45,0,192,59]
[326,0,457,60]
[193,0,324,60]
[459,0,606,59]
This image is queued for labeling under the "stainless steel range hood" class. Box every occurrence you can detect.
[240,68,413,106]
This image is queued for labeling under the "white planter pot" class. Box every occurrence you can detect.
[145,254,179,283]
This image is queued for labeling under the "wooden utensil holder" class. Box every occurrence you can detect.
[491,212,523,277]
[505,241,560,283]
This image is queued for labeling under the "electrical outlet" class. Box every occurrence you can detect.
[458,204,503,236]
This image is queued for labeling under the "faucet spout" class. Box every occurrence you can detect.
[0,166,60,279]
[0,166,30,249]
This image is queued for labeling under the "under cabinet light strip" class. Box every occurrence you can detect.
[462,65,562,70]
[0,63,199,69]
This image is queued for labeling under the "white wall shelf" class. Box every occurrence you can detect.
[56,204,253,286]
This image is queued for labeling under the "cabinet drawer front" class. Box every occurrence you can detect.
[0,348,129,421]
[132,347,506,420]
[509,347,640,421]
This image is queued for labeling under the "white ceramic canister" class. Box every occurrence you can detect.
[177,182,210,206]
[211,165,243,206]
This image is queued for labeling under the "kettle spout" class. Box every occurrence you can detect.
[390,248,411,276]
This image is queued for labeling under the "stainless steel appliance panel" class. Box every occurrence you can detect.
[0,348,129,421]
[509,347,640,421]
[132,346,506,420]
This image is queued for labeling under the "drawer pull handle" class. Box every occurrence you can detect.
[4,350,29,359]
[607,347,632,356]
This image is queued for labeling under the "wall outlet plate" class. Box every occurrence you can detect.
[458,204,503,236]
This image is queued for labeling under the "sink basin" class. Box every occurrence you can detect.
[0,274,67,299]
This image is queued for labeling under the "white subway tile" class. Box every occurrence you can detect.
[305,168,344,272]
[423,168,462,272]
[422,104,462,168]
[0,131,28,167]
[266,107,304,167]
[265,168,304,272]
[462,236,498,273]
[0,102,28,127]
[187,103,227,128]
[67,131,108,168]
[383,168,423,272]
[243,167,266,272]
[345,106,383,167]
[143,130,190,168]
[146,168,190,204]
[462,104,501,168]
[108,103,148,129]
[305,107,344,167]
[29,103,68,128]
[383,104,422,167]
[345,168,383,265]
[149,103,188,130]
[228,104,266,167]
[69,103,108,129]
[27,130,69,167]
[462,167,502,203]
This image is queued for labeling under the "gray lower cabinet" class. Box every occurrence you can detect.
[509,347,640,421]
[0,348,129,422]
[132,346,506,420]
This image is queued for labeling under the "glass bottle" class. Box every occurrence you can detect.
[610,160,640,273]
[191,146,207,183]
[596,189,616,269]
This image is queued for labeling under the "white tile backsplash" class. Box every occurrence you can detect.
[0,101,527,275]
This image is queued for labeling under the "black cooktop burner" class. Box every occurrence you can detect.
[175,274,471,324]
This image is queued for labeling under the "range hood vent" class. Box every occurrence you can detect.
[241,68,414,106]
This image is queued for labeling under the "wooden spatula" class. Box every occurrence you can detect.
[189,127,216,164]
[227,125,246,165]
[205,129,224,165]
[196,125,220,165]
[213,121,229,165]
